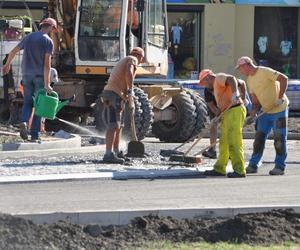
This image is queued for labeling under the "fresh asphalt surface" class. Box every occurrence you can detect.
[0,138,299,215]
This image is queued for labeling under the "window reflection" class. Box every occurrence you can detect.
[78,0,121,61]
[148,0,165,47]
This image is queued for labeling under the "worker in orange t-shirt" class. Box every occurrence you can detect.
[199,69,247,178]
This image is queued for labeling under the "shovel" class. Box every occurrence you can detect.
[244,104,278,127]
[167,140,220,168]
[126,107,145,157]
[168,105,231,164]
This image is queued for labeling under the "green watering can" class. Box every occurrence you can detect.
[34,89,72,120]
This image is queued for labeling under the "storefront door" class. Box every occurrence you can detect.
[167,6,203,79]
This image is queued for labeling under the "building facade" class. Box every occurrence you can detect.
[167,1,300,79]
[1,0,299,79]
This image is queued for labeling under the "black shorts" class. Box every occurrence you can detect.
[102,90,125,129]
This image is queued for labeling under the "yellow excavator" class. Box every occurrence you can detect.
[47,0,207,142]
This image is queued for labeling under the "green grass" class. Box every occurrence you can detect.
[139,241,300,250]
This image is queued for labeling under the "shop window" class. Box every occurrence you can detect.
[254,7,298,78]
[167,12,200,79]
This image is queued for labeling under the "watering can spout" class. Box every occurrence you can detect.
[56,94,76,114]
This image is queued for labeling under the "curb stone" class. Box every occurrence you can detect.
[0,134,81,151]
[17,205,300,226]
[0,167,212,184]
[0,145,106,160]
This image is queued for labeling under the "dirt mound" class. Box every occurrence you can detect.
[1,209,300,249]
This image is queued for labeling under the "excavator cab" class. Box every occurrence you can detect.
[74,0,168,75]
[47,0,207,143]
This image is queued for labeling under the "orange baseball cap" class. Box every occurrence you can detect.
[198,69,212,86]
[235,56,253,69]
[40,18,58,31]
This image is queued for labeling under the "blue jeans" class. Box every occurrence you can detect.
[22,75,44,138]
[249,109,288,169]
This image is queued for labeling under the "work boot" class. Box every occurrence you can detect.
[204,169,225,177]
[103,152,125,164]
[269,166,285,176]
[227,171,246,178]
[19,122,28,140]
[29,136,41,143]
[117,151,130,162]
[202,148,217,159]
[246,165,258,174]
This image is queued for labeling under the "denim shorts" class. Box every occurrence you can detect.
[102,90,125,128]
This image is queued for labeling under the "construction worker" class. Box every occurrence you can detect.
[199,69,247,178]
[236,56,289,175]
[2,17,57,142]
[27,68,60,133]
[102,47,144,164]
[203,79,251,159]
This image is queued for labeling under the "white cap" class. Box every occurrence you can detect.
[235,56,253,69]
[50,68,59,83]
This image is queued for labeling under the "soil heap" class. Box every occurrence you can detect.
[0,209,299,250]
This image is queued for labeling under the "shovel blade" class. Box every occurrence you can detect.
[160,149,184,157]
[169,154,203,164]
[169,154,185,162]
[126,141,145,157]
[183,155,203,164]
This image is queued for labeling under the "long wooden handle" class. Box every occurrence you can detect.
[184,136,203,156]
[194,139,219,156]
[130,109,138,141]
[183,106,231,156]
[253,105,278,123]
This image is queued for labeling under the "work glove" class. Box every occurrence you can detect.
[231,90,240,105]
[276,98,285,106]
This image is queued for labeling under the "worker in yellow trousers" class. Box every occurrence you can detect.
[198,69,247,178]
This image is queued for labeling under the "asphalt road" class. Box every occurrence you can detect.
[0,138,300,215]
[0,167,299,215]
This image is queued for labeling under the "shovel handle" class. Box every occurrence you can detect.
[184,136,202,156]
[251,105,278,124]
[183,106,230,156]
[194,140,219,156]
[130,109,138,141]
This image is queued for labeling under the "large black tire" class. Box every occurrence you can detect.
[152,91,196,142]
[186,89,208,139]
[133,87,154,138]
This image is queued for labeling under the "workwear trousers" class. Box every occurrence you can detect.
[213,105,246,175]
[249,109,288,170]
[22,75,44,138]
